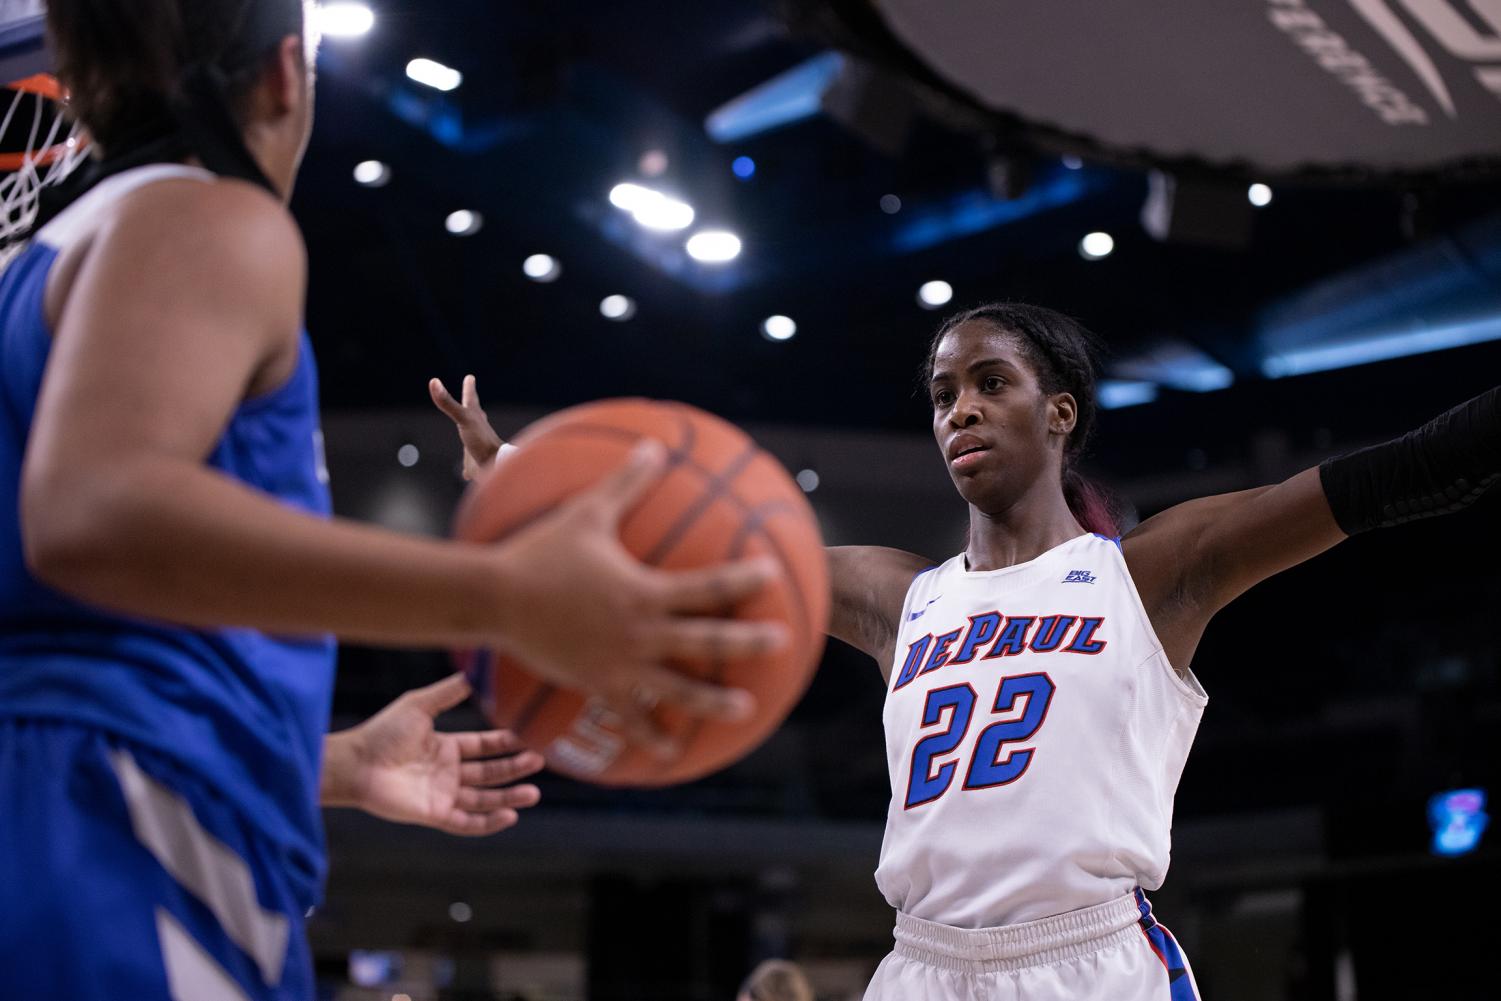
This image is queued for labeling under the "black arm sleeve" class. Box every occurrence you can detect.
[1318,386,1500,536]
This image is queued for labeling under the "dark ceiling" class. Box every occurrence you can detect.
[292,0,1501,441]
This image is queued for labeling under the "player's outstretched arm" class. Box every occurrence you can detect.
[827,546,934,679]
[429,377,935,682]
[1124,386,1500,669]
[321,674,544,837]
[21,179,783,747]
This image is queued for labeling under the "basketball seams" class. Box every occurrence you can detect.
[642,441,763,564]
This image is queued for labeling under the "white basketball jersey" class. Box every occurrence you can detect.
[875,533,1207,929]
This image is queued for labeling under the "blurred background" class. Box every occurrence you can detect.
[292,2,1500,998]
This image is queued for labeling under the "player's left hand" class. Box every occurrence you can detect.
[323,674,543,836]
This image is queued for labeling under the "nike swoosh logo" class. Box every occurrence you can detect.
[908,596,942,621]
[1347,0,1456,118]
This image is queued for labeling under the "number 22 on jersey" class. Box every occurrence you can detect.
[905,673,1056,809]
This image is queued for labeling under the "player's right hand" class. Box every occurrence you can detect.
[486,439,787,757]
[429,375,503,481]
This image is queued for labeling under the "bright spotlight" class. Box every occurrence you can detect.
[917,280,953,309]
[445,210,482,236]
[1079,231,1114,260]
[633,195,694,231]
[352,160,391,187]
[686,231,742,263]
[732,156,756,180]
[609,183,648,211]
[1248,183,1274,208]
[796,469,820,493]
[1061,154,1084,170]
[600,295,637,321]
[316,2,374,38]
[448,901,473,923]
[522,254,561,282]
[879,193,902,214]
[397,445,419,468]
[407,58,462,92]
[761,315,797,341]
[608,182,694,231]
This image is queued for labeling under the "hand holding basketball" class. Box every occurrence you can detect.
[478,439,789,754]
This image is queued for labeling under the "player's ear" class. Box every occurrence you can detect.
[262,34,307,117]
[1049,392,1078,438]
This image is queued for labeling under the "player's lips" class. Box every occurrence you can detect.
[946,434,991,466]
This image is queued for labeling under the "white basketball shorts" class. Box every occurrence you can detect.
[863,889,1201,1001]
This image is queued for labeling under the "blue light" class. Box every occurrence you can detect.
[1114,341,1235,393]
[1262,314,1501,378]
[732,156,756,180]
[889,173,1094,253]
[1428,788,1488,857]
[1097,380,1159,410]
[705,51,845,143]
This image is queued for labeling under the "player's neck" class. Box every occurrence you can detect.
[964,489,1083,572]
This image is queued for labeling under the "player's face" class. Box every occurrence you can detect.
[928,321,1061,511]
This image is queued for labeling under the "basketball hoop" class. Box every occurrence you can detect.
[0,71,90,249]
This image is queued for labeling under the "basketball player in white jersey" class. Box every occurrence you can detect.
[439,301,1498,1000]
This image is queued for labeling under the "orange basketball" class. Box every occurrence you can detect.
[452,399,830,787]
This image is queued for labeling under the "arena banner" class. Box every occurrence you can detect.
[870,0,1501,175]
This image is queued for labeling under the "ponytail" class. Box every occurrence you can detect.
[1063,467,1119,538]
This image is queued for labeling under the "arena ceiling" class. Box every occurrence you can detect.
[294,0,1501,447]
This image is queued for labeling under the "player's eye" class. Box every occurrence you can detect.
[983,375,1006,392]
[931,388,955,407]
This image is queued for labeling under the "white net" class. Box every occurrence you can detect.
[0,76,88,252]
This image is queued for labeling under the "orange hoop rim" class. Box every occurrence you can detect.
[8,73,62,101]
[0,73,88,172]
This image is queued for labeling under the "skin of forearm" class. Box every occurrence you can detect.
[319,730,366,808]
[25,454,515,648]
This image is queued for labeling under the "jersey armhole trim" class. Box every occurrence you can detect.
[1106,540,1208,707]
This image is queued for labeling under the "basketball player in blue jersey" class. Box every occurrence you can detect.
[442,303,1498,1000]
[0,2,788,999]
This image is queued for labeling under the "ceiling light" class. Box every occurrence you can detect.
[1079,231,1114,260]
[407,58,462,92]
[796,469,820,492]
[732,156,756,180]
[445,210,482,236]
[521,254,561,282]
[352,160,390,187]
[685,230,741,263]
[609,183,648,211]
[600,295,637,321]
[1248,183,1273,207]
[761,315,796,341]
[608,182,694,231]
[879,193,902,214]
[632,194,694,231]
[316,2,374,38]
[917,280,953,309]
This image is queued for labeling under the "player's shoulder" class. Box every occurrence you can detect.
[85,175,304,291]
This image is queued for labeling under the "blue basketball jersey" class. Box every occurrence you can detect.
[0,165,336,907]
